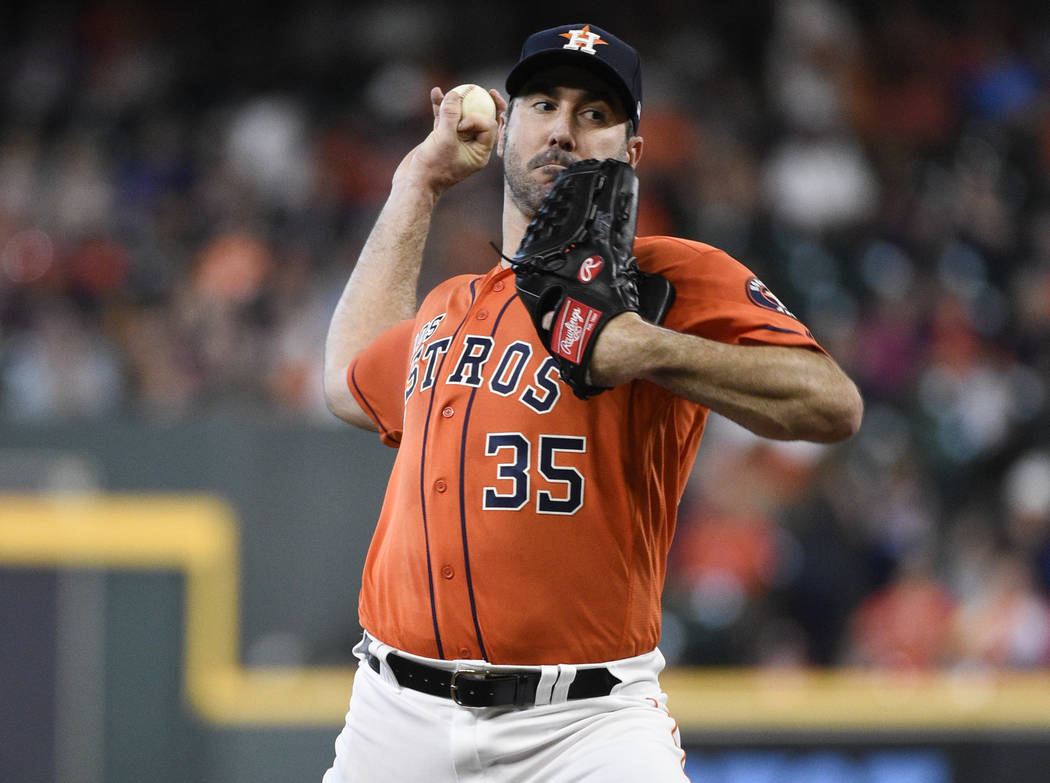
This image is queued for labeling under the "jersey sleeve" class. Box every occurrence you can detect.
[346,318,414,447]
[637,236,828,353]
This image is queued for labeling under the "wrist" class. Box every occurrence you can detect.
[588,312,658,387]
[393,167,447,199]
[391,148,453,205]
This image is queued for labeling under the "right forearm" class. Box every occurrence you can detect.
[323,182,437,396]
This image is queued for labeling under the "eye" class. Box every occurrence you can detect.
[582,108,607,123]
[532,99,556,112]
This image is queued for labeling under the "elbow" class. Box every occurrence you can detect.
[324,364,380,431]
[323,388,352,423]
[322,365,346,415]
[813,380,864,443]
[323,365,356,423]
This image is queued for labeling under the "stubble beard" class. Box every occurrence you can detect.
[502,146,576,219]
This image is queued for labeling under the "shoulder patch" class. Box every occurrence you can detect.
[746,277,797,320]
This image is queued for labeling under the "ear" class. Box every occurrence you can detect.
[496,106,509,158]
[627,135,643,168]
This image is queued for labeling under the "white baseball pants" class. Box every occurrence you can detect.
[322,634,690,782]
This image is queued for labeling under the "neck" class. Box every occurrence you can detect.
[500,188,532,267]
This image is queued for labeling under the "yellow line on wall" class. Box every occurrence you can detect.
[660,667,1050,732]
[3,494,1050,730]
[0,493,354,726]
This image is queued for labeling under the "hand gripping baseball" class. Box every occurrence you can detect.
[394,86,502,194]
[511,159,676,399]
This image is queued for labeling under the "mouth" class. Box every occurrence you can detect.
[537,163,566,175]
[532,154,577,175]
[534,161,574,182]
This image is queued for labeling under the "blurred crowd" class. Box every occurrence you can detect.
[2,0,1050,670]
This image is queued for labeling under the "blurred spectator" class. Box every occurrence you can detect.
[842,554,956,670]
[1,298,124,420]
[762,136,880,233]
[947,549,1050,669]
[762,0,881,233]
[1003,450,1050,594]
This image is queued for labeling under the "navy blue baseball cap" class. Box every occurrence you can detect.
[505,23,642,127]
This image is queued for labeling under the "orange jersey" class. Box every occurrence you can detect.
[347,236,826,665]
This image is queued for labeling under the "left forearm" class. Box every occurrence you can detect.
[591,314,864,443]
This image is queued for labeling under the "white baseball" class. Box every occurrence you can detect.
[449,84,497,120]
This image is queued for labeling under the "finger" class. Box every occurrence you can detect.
[430,87,444,126]
[453,90,499,141]
[435,89,463,132]
[455,111,498,137]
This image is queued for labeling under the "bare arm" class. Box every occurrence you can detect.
[323,87,507,427]
[589,313,863,442]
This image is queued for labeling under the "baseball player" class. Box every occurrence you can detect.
[321,22,863,782]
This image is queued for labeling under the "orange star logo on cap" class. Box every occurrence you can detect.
[560,25,608,55]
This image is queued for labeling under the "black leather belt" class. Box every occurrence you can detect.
[366,650,621,708]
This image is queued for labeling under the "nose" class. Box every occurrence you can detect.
[547,111,576,151]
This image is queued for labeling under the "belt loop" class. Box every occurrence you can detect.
[550,665,576,704]
[352,631,373,662]
[532,666,559,706]
[360,634,401,690]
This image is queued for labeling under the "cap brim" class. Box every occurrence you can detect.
[505,50,638,125]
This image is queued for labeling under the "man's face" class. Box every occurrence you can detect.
[499,66,643,218]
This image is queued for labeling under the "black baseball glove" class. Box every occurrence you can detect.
[511,158,675,399]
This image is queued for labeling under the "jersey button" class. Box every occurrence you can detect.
[434,479,447,493]
[458,647,472,659]
[441,406,454,418]
[440,565,455,579]
[493,280,505,291]
[476,309,488,320]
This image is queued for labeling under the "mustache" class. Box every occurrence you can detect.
[529,150,578,169]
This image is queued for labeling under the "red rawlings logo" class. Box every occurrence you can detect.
[578,255,604,282]
[553,298,601,364]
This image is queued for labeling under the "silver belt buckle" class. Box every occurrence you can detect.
[450,669,487,706]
